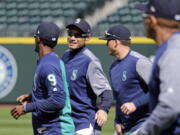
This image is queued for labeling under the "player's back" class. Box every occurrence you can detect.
[31,52,74,135]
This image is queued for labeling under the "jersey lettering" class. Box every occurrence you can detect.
[47,74,57,86]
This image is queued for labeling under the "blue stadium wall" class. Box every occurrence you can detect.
[0,37,156,103]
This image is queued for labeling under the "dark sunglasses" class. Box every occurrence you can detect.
[104,31,121,39]
[68,31,87,38]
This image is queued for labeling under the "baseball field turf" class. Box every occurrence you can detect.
[0,106,115,135]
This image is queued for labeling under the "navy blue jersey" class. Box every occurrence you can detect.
[62,47,112,131]
[140,32,180,135]
[25,52,74,135]
[110,50,151,132]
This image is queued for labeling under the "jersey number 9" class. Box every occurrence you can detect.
[48,74,57,86]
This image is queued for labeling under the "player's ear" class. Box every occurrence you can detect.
[36,37,41,44]
[150,16,157,26]
[114,40,119,48]
[35,37,40,45]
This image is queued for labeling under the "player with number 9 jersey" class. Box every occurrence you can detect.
[11,22,74,135]
[27,52,74,135]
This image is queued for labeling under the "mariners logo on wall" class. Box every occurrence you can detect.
[0,46,17,99]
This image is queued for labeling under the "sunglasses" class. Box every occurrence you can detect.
[104,31,121,40]
[68,31,87,38]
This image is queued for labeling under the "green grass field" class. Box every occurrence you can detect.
[0,107,115,135]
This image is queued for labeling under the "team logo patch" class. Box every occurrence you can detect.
[71,69,78,81]
[75,18,81,24]
[122,71,127,81]
[0,46,17,99]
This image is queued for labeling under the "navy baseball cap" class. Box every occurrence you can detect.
[66,18,91,35]
[34,22,61,42]
[135,0,180,21]
[99,25,131,40]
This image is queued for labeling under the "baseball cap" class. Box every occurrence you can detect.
[66,18,91,36]
[99,25,131,40]
[135,0,180,21]
[34,22,61,42]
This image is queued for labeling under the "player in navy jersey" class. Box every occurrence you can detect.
[133,0,180,134]
[62,18,113,135]
[100,25,152,135]
[10,22,75,135]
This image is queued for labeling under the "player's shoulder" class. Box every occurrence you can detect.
[82,47,99,62]
[61,49,69,57]
[41,54,60,69]
[130,50,151,66]
[159,32,180,65]
[110,60,119,71]
[129,50,146,59]
[167,32,180,50]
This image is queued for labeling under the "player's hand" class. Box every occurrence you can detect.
[120,102,137,115]
[95,109,107,126]
[115,123,124,135]
[16,94,31,105]
[10,105,26,119]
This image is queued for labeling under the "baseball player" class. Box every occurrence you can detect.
[132,0,180,134]
[100,25,152,135]
[61,18,113,135]
[10,22,75,135]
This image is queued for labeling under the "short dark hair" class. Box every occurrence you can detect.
[120,40,131,46]
[40,38,57,48]
[157,18,180,29]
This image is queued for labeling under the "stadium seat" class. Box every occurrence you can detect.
[0,0,148,36]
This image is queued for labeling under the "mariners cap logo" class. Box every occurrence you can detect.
[75,18,81,24]
[175,14,180,21]
[150,5,156,13]
[52,37,56,41]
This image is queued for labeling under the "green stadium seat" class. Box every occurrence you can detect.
[52,9,64,17]
[40,3,50,9]
[28,2,39,10]
[29,16,40,24]
[64,9,77,18]
[0,9,6,16]
[17,9,29,16]
[0,16,7,24]
[7,16,18,24]
[5,3,17,9]
[6,9,17,17]
[50,2,62,10]
[28,9,40,17]
[0,3,5,9]
[1,0,147,36]
[18,16,29,24]
[17,3,28,9]
[39,9,52,17]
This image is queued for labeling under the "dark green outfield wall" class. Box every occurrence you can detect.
[0,44,156,103]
